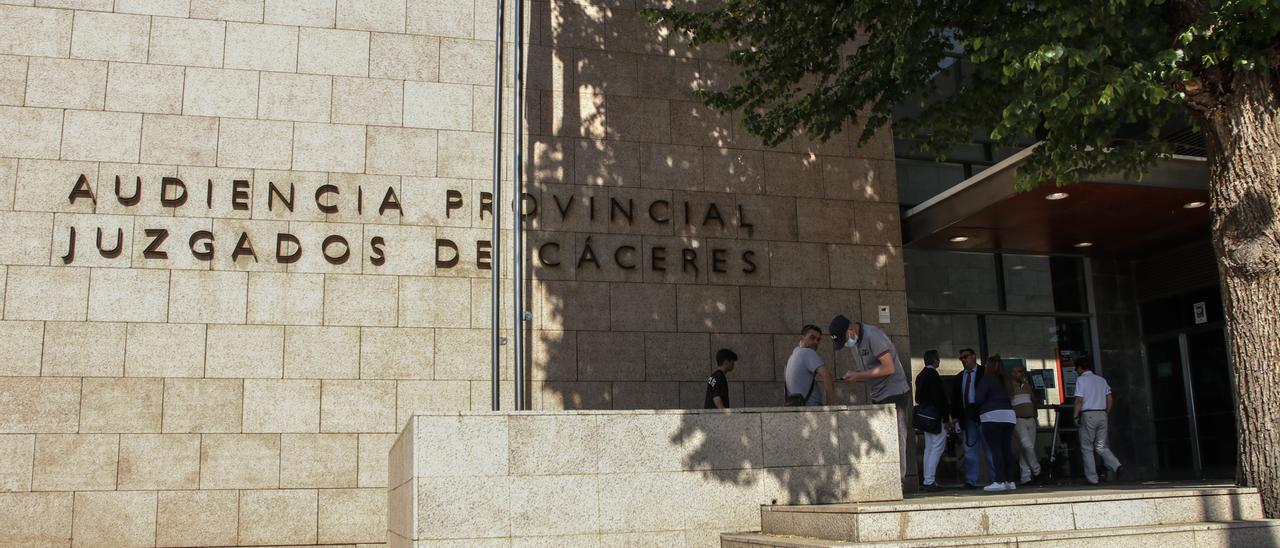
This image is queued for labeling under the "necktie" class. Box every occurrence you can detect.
[964,371,973,404]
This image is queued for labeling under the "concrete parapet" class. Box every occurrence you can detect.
[389,405,903,547]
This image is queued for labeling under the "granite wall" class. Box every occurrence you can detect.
[0,0,906,546]
[389,407,903,547]
[1090,256,1157,480]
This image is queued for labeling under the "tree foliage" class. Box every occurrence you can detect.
[644,0,1280,188]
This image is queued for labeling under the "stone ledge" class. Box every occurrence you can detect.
[396,403,894,417]
[759,484,1265,543]
[723,519,1280,548]
[763,483,1257,513]
[389,407,902,547]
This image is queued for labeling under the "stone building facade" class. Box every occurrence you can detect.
[0,0,905,545]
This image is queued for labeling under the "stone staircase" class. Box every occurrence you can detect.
[721,484,1280,547]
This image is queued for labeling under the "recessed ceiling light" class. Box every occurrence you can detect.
[949,236,969,243]
[1045,192,1069,201]
[1183,201,1207,209]
[1074,242,1094,248]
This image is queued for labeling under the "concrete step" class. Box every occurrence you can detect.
[723,518,1280,547]
[758,484,1262,543]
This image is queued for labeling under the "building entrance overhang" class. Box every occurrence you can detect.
[904,146,1212,256]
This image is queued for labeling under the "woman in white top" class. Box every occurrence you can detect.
[1009,364,1043,484]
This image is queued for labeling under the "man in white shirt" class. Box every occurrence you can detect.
[1072,357,1123,484]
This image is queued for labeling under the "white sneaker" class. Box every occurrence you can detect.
[1005,482,1017,491]
[983,482,1008,492]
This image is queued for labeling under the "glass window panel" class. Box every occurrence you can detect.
[1002,255,1055,312]
[944,143,990,164]
[1140,288,1223,337]
[1140,295,1183,336]
[907,313,980,377]
[1050,256,1088,313]
[993,146,1026,162]
[896,160,968,208]
[894,137,921,152]
[985,315,1092,406]
[905,249,1000,311]
[1001,254,1087,313]
[1184,286,1224,326]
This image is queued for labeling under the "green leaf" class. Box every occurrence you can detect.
[649,0,1237,189]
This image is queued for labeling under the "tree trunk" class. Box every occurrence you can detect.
[1198,70,1280,518]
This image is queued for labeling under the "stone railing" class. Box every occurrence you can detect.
[388,405,902,547]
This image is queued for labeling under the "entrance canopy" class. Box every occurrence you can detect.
[903,146,1212,256]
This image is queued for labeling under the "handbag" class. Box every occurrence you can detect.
[783,372,816,407]
[912,403,943,434]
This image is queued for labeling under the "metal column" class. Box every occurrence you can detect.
[489,0,505,411]
[511,0,526,410]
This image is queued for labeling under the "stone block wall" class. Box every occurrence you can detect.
[390,407,903,547]
[0,0,906,546]
[1090,256,1157,480]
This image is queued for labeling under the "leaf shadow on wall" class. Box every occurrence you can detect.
[512,0,904,508]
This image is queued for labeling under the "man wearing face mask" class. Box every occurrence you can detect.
[829,314,911,477]
[829,315,911,411]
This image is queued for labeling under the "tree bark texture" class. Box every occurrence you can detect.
[1198,70,1280,518]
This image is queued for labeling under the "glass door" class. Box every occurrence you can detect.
[1144,327,1237,479]
[1186,328,1236,477]
[1145,337,1197,478]
[1140,287,1236,479]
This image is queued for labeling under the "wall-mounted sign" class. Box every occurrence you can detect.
[58,174,767,275]
[63,174,400,266]
[1193,301,1208,324]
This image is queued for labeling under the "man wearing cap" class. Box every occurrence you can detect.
[830,314,912,478]
[829,315,911,411]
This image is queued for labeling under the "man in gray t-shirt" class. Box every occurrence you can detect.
[784,324,835,406]
[830,314,912,478]
[829,315,910,405]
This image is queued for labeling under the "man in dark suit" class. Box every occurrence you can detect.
[915,350,950,491]
[952,348,994,488]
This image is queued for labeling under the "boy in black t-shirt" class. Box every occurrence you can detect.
[704,348,738,409]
